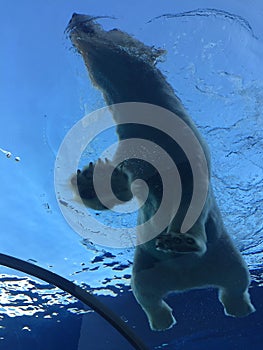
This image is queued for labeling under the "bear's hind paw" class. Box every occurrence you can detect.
[156,232,206,255]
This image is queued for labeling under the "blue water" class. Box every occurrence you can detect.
[1,1,263,349]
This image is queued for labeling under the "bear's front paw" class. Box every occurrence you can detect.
[156,231,206,255]
[71,159,132,210]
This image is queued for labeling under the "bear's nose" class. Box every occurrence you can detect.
[72,13,84,19]
[71,13,93,23]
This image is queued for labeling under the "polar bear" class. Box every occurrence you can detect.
[67,13,255,330]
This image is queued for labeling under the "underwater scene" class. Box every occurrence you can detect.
[1,0,262,349]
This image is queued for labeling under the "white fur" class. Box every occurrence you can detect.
[69,14,256,331]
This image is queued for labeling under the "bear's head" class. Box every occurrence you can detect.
[66,13,166,105]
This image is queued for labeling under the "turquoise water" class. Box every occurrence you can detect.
[0,1,262,349]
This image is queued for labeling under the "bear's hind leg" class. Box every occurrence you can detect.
[146,299,176,331]
[131,260,176,331]
[213,235,256,318]
[219,288,255,318]
[132,290,176,331]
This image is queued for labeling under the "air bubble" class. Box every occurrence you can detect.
[0,147,20,162]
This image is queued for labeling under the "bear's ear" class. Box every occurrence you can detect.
[77,169,81,175]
